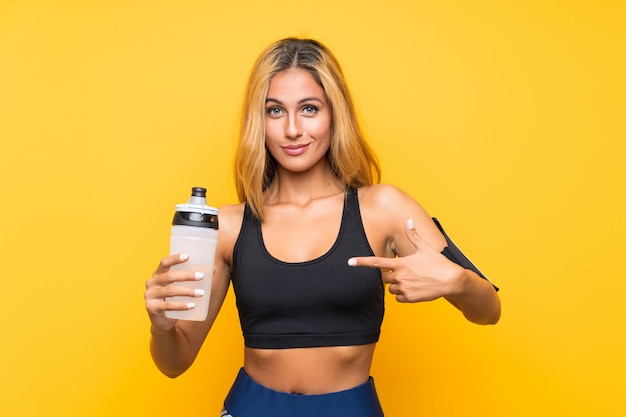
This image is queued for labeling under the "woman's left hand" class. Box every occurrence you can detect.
[349,219,465,303]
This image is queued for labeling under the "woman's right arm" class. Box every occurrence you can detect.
[144,204,241,377]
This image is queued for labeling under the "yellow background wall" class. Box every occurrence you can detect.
[1,0,624,416]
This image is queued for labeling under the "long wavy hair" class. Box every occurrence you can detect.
[234,37,380,221]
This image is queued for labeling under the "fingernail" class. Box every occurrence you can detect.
[186,302,196,309]
[194,289,205,296]
[194,272,205,280]
[347,258,357,266]
[407,218,414,229]
[180,254,189,261]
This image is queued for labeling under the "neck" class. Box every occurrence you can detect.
[265,163,345,206]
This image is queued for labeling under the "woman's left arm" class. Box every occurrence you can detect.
[352,184,500,325]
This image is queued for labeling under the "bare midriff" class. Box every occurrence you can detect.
[243,343,376,395]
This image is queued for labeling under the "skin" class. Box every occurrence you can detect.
[145,68,501,395]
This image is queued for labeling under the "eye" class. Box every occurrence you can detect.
[266,106,283,117]
[302,105,318,115]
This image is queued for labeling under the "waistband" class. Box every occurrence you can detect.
[223,368,384,417]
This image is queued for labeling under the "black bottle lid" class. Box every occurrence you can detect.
[172,187,218,229]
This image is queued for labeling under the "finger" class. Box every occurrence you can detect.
[148,269,205,288]
[147,297,197,315]
[155,253,190,274]
[162,299,197,312]
[404,218,422,249]
[385,282,411,304]
[348,256,397,270]
[160,283,206,299]
[387,283,410,303]
[394,294,409,303]
[145,284,204,306]
[387,282,400,295]
[381,270,399,284]
[168,270,207,284]
[145,282,206,314]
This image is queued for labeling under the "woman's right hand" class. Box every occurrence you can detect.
[144,254,205,332]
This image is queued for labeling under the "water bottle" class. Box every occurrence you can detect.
[165,187,219,321]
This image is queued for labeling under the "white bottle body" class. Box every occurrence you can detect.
[165,225,218,321]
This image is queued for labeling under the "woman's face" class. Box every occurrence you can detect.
[264,69,332,175]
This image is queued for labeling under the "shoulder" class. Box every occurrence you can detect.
[215,203,245,259]
[357,183,446,253]
[218,202,245,219]
[217,203,245,235]
[358,183,425,216]
[358,183,410,204]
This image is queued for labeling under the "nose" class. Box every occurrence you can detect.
[285,114,303,139]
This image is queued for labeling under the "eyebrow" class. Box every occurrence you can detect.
[265,97,325,105]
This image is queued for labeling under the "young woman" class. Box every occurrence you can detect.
[144,37,501,417]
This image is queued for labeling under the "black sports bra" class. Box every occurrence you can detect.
[231,187,385,349]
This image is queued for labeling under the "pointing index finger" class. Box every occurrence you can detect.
[348,256,397,270]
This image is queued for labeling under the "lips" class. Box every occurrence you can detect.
[281,143,311,156]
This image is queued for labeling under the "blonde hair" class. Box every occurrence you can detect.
[234,37,380,221]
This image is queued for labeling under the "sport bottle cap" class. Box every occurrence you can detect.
[172,187,219,229]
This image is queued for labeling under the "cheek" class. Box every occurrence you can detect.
[309,117,332,140]
[264,120,280,143]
